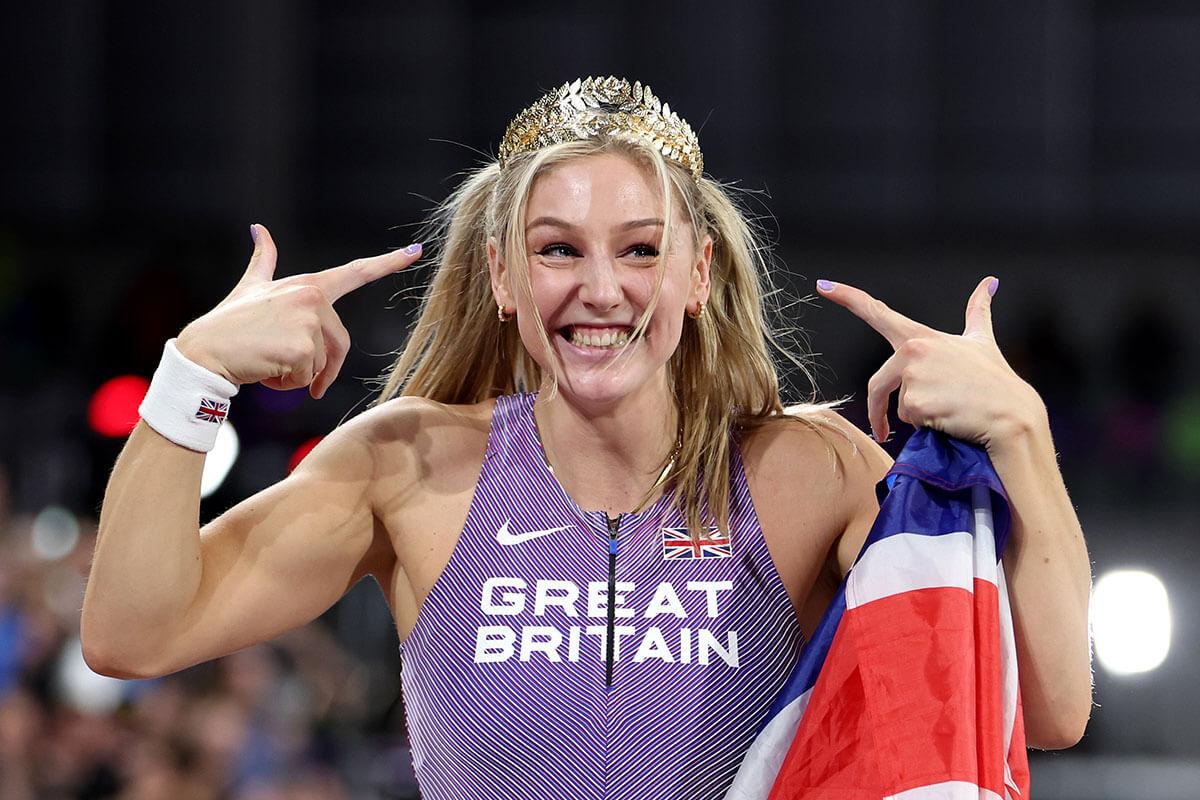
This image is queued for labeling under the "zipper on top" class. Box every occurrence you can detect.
[604,513,621,688]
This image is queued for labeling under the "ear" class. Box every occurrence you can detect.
[688,234,713,309]
[487,236,516,311]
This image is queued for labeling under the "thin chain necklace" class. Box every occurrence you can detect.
[531,402,682,517]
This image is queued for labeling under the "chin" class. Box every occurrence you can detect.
[546,335,667,407]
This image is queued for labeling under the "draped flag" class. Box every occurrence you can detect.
[725,428,1029,800]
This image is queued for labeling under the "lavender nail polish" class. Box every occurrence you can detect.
[250,224,259,243]
[988,277,999,297]
[403,242,423,255]
[816,279,835,292]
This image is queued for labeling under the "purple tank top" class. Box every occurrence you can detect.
[399,392,803,800]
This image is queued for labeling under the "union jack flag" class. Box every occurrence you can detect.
[195,397,229,424]
[661,526,731,560]
[723,428,1029,800]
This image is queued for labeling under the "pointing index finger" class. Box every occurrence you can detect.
[309,242,423,302]
[816,278,928,349]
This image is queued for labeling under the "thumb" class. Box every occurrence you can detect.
[241,223,279,284]
[963,275,998,340]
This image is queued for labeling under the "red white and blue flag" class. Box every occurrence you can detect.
[661,525,731,560]
[195,397,229,424]
[724,428,1029,800]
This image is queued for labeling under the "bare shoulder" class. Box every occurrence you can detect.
[269,394,492,546]
[739,406,894,580]
[351,394,494,451]
[342,394,494,496]
[739,406,893,515]
[343,395,494,639]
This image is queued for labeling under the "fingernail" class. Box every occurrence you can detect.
[987,277,999,297]
[403,242,422,255]
[816,279,835,292]
[250,223,259,243]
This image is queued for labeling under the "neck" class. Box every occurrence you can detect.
[532,378,679,517]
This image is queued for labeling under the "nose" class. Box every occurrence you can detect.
[578,254,623,312]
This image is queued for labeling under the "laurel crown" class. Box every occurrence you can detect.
[498,76,704,182]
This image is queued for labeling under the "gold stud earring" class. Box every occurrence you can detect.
[687,301,706,320]
[498,304,513,323]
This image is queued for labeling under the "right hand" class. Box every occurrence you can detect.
[176,224,422,399]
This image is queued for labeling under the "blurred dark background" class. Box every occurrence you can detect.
[1,2,1198,798]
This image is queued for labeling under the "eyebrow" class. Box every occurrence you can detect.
[525,216,665,233]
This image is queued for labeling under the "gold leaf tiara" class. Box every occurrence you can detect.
[497,76,704,181]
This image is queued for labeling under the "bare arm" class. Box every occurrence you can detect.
[988,403,1093,749]
[833,407,1092,749]
[82,412,392,679]
[817,276,1093,749]
[82,224,421,679]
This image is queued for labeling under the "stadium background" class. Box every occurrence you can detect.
[1,2,1197,797]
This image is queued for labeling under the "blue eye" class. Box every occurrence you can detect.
[537,243,577,258]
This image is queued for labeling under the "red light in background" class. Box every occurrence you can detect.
[89,375,150,437]
[288,436,323,473]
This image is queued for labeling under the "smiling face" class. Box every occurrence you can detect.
[489,151,711,409]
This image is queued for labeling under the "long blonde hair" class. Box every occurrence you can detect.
[372,136,848,540]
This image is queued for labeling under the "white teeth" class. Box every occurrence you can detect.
[569,328,631,348]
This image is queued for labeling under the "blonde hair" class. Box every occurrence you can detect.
[372,136,849,540]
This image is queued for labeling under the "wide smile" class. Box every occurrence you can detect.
[557,325,637,356]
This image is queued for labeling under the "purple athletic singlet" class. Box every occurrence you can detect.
[398,392,804,800]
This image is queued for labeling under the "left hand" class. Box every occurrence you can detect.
[816,276,1043,452]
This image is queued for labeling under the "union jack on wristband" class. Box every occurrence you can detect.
[138,338,239,453]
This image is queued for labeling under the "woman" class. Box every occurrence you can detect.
[82,77,1092,799]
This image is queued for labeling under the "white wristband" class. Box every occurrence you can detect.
[138,338,239,453]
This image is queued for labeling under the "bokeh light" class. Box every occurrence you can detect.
[251,383,308,414]
[55,635,129,715]
[1163,391,1200,479]
[200,422,239,498]
[88,375,150,437]
[1092,569,1172,676]
[288,435,323,474]
[31,505,80,561]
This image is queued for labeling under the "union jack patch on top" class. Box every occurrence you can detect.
[661,526,731,560]
[195,397,229,424]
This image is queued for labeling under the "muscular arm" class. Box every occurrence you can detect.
[82,408,396,679]
[80,228,432,678]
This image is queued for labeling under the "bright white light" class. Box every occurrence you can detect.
[31,506,80,561]
[1092,569,1171,675]
[56,635,128,714]
[200,422,239,498]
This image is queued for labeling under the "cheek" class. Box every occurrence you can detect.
[641,291,687,353]
[655,307,686,343]
[521,271,565,318]
[513,275,568,356]
[648,268,693,323]
[514,314,549,357]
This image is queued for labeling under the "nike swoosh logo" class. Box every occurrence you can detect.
[496,520,571,545]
